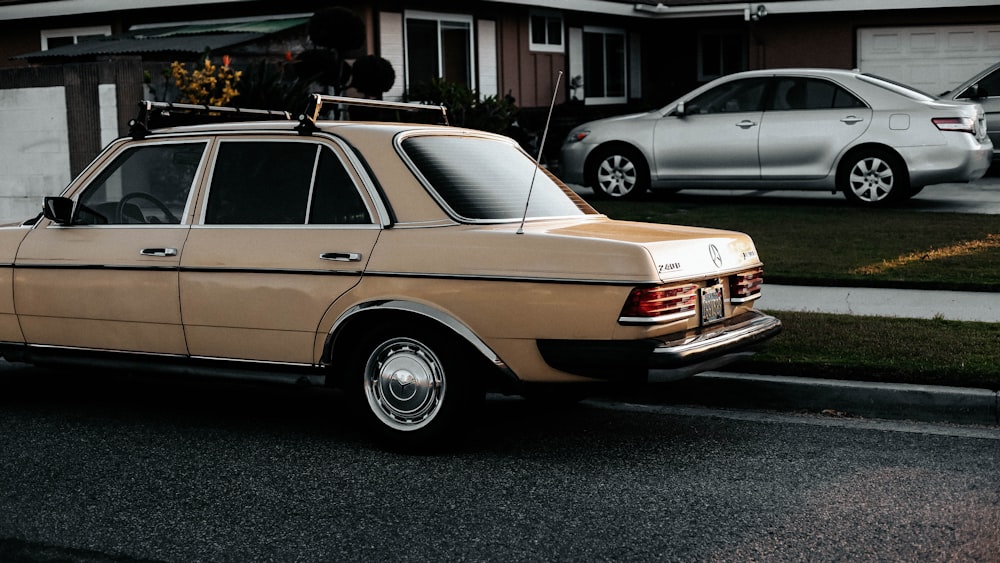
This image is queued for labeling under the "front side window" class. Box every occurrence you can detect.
[769,78,866,110]
[401,135,594,221]
[405,12,474,93]
[686,77,768,114]
[958,67,1000,99]
[204,141,372,225]
[530,11,564,52]
[583,27,627,104]
[75,142,206,225]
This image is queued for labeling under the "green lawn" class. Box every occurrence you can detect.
[589,197,1000,388]
[591,198,1000,290]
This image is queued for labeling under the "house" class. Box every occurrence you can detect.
[1,0,999,221]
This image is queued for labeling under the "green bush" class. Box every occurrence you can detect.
[408,78,518,134]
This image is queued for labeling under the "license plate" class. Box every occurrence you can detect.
[700,285,725,325]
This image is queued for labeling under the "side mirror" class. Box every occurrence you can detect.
[675,101,687,117]
[42,196,74,224]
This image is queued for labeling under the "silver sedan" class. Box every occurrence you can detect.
[560,68,993,206]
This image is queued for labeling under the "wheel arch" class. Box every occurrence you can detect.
[836,142,911,186]
[584,140,652,187]
[322,300,518,390]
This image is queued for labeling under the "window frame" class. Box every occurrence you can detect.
[582,26,628,106]
[529,10,564,53]
[403,10,477,94]
[200,138,376,227]
[41,25,112,50]
[697,30,747,82]
[71,139,208,227]
[394,131,595,224]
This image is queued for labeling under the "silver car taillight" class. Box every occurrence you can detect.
[932,117,976,134]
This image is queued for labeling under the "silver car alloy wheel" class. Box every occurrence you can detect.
[364,336,445,432]
[596,154,638,197]
[848,156,895,203]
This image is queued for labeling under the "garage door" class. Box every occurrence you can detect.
[858,25,1000,95]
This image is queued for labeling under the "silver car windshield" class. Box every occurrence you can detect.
[401,135,594,222]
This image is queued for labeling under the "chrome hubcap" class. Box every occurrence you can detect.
[365,337,444,431]
[849,157,894,202]
[597,155,637,197]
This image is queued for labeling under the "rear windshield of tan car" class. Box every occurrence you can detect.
[400,135,595,222]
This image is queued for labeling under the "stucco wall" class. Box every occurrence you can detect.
[0,86,72,223]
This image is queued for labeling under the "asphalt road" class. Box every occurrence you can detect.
[1,365,998,562]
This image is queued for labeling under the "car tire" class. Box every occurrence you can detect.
[354,324,481,451]
[838,149,910,206]
[588,146,649,200]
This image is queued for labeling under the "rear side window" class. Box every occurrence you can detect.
[769,78,866,111]
[205,141,372,225]
[400,135,592,221]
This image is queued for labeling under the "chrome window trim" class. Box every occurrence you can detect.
[189,223,381,231]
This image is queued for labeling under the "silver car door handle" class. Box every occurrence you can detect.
[140,248,178,257]
[736,120,757,129]
[320,252,362,262]
[841,116,865,124]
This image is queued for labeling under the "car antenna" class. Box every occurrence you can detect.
[518,70,563,235]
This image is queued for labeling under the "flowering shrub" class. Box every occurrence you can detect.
[171,56,242,106]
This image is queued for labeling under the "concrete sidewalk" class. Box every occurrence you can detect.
[692,283,1000,427]
[756,284,1000,322]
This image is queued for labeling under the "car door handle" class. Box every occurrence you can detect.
[735,120,758,129]
[140,248,177,257]
[320,252,362,262]
[840,116,865,124]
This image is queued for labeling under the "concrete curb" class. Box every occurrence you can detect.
[661,371,1000,426]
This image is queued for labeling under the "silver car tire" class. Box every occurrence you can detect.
[588,147,648,200]
[839,149,910,206]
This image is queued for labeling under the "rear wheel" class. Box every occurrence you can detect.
[839,149,910,206]
[587,146,649,200]
[354,324,481,451]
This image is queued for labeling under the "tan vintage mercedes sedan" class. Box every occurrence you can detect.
[0,96,780,449]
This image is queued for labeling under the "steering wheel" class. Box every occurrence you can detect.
[116,192,180,224]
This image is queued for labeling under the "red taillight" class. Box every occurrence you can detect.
[620,283,698,322]
[731,267,764,303]
[932,117,975,134]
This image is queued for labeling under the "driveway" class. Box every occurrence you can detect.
[567,175,1000,214]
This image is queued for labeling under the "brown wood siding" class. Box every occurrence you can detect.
[497,13,567,109]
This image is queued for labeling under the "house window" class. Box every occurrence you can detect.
[41,25,111,50]
[698,31,746,81]
[583,27,627,104]
[405,11,475,94]
[530,11,563,53]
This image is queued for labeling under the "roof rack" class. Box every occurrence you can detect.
[296,94,450,133]
[129,100,293,138]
